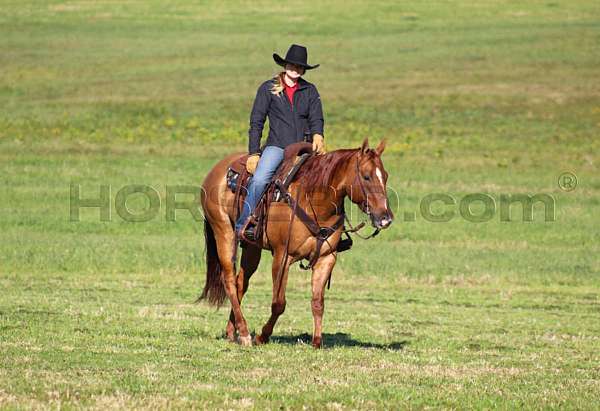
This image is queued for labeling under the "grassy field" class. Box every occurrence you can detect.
[1,0,600,409]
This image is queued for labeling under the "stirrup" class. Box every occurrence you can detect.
[239,215,258,243]
[243,224,256,241]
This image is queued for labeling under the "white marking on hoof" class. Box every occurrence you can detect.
[238,335,252,347]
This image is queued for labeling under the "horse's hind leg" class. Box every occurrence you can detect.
[212,223,253,346]
[255,252,291,345]
[310,253,337,348]
[225,244,262,341]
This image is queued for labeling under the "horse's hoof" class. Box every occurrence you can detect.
[238,335,252,347]
[225,327,236,343]
[312,337,322,349]
[254,334,268,345]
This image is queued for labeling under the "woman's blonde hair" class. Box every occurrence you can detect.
[269,71,286,95]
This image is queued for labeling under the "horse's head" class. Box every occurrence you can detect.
[348,138,394,229]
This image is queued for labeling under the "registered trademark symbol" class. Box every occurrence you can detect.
[558,172,577,192]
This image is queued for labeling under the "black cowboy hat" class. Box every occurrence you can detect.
[273,44,320,70]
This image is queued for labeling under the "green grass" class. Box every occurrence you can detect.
[1,0,600,409]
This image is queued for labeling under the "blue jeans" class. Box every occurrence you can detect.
[235,145,284,232]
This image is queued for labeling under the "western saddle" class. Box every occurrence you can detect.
[226,142,313,241]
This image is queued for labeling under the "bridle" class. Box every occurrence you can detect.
[345,152,384,239]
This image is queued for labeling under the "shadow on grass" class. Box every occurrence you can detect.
[271,332,408,350]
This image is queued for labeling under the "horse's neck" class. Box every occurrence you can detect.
[327,153,354,214]
[288,185,337,221]
[295,153,354,220]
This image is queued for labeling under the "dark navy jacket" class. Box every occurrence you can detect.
[248,77,324,154]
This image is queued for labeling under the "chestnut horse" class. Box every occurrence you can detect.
[199,138,393,347]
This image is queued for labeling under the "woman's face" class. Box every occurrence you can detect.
[285,63,305,80]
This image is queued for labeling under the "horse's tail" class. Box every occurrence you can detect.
[197,218,227,306]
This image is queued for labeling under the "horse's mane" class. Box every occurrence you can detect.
[292,148,359,193]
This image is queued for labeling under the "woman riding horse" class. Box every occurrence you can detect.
[199,45,394,348]
[235,44,326,239]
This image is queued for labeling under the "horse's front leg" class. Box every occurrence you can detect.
[225,244,262,341]
[255,252,291,345]
[310,253,337,348]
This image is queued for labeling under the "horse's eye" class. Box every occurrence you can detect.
[363,175,370,181]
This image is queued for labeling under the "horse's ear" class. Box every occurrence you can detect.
[375,139,386,156]
[360,137,369,154]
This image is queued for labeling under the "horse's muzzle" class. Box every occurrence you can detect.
[372,212,393,229]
